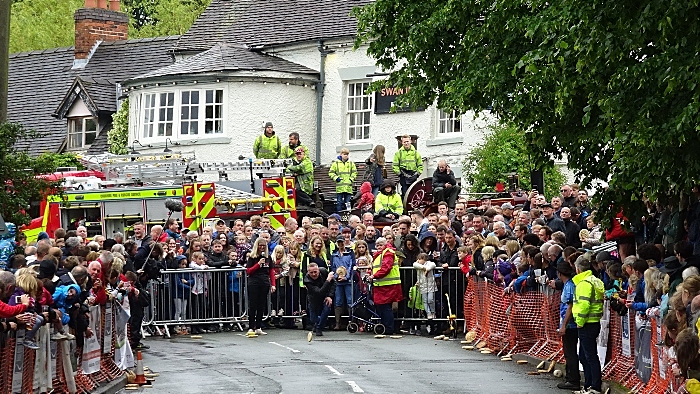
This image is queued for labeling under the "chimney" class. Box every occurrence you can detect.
[73,0,127,67]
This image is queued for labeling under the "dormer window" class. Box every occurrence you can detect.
[68,117,98,149]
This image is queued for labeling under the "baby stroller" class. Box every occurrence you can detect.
[346,275,385,335]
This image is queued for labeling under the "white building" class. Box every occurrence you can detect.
[121,0,494,177]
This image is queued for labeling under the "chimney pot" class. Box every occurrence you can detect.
[85,0,97,7]
[97,0,107,8]
[109,0,120,11]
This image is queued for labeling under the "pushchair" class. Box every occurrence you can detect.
[346,274,385,335]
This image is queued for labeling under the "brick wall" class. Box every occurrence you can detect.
[74,7,128,59]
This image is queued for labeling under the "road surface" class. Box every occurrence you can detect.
[125,328,566,394]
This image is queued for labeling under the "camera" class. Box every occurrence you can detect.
[609,297,628,317]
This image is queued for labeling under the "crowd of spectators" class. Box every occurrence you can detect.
[3,181,700,394]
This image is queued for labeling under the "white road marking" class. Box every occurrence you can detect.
[268,341,301,353]
[325,365,343,376]
[345,381,364,393]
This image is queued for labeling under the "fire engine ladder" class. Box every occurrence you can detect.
[190,158,293,193]
[81,152,197,184]
[213,184,282,212]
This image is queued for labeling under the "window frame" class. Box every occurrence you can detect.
[138,86,226,143]
[345,80,373,142]
[67,116,98,150]
[436,109,462,135]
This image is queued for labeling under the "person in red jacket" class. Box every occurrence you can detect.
[368,237,403,335]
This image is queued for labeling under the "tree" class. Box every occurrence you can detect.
[354,0,700,226]
[462,122,565,199]
[108,99,129,154]
[9,0,210,53]
[0,122,62,225]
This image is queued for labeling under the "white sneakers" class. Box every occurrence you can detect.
[255,329,267,335]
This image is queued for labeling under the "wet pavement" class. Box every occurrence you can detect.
[121,328,569,394]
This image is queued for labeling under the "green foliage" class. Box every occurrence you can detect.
[462,123,565,199]
[9,0,210,53]
[108,99,129,155]
[354,0,700,226]
[0,123,61,226]
[129,0,209,37]
[34,152,85,171]
[9,0,83,53]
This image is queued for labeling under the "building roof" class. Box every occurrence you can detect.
[130,43,318,82]
[173,0,372,52]
[8,36,179,156]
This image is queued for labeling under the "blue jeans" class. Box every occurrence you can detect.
[372,186,380,197]
[375,303,395,335]
[307,301,332,331]
[578,322,602,391]
[335,284,353,307]
[336,192,352,212]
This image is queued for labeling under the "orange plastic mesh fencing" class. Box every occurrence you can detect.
[74,346,98,394]
[0,335,16,394]
[21,346,36,394]
[602,313,641,388]
[463,278,478,333]
[508,291,544,355]
[484,281,515,353]
[473,280,490,342]
[51,342,68,394]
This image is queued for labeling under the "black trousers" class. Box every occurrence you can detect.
[562,327,580,384]
[248,283,269,330]
[433,186,461,209]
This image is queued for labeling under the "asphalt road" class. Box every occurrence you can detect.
[124,328,567,394]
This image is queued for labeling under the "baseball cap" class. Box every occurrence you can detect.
[295,147,304,154]
[501,202,514,210]
[265,122,273,127]
[216,219,225,225]
[540,203,553,208]
[336,235,346,243]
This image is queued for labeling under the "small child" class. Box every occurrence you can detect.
[271,245,289,317]
[235,235,252,263]
[189,251,209,334]
[173,255,193,334]
[125,271,150,350]
[355,182,375,213]
[413,253,437,320]
[457,246,471,277]
[9,272,44,349]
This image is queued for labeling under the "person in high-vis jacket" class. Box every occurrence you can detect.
[253,122,282,159]
[374,181,403,221]
[392,135,423,198]
[572,255,605,394]
[329,148,357,213]
[286,147,315,207]
[279,132,309,159]
[368,237,402,335]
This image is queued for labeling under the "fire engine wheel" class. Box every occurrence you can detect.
[403,177,433,211]
[347,322,359,333]
[373,324,386,335]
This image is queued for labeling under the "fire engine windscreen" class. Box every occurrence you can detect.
[165,199,185,213]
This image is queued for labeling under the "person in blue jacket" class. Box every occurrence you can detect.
[330,235,356,330]
[173,255,194,328]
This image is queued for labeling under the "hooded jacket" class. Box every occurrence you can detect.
[329,158,357,194]
[419,232,438,256]
[287,155,315,195]
[392,145,423,174]
[356,182,375,211]
[330,248,356,285]
[0,223,16,271]
[375,181,402,215]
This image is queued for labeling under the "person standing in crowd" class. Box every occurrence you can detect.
[572,256,605,394]
[331,235,355,330]
[541,203,566,233]
[432,160,461,210]
[364,145,386,196]
[556,261,581,391]
[304,262,335,341]
[329,148,357,212]
[279,132,309,159]
[253,121,282,159]
[368,237,402,335]
[393,135,423,198]
[246,238,276,336]
[286,147,316,207]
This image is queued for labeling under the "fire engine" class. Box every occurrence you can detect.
[22,151,312,243]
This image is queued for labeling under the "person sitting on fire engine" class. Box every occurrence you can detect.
[279,132,309,159]
[432,160,461,210]
[253,121,282,159]
[286,147,315,207]
[374,181,403,222]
